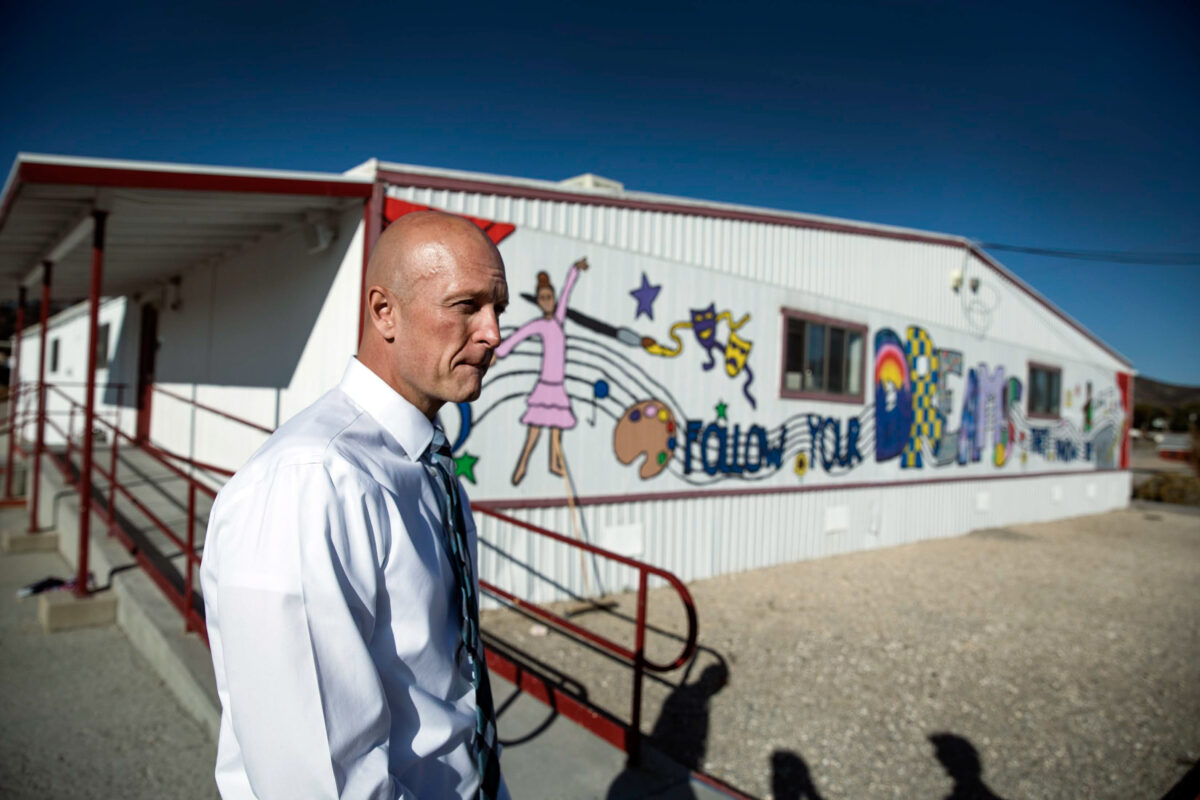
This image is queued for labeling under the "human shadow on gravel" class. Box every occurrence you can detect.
[606,659,729,799]
[929,733,1007,800]
[770,750,826,800]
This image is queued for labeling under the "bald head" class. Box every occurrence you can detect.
[364,210,501,309]
[358,209,509,419]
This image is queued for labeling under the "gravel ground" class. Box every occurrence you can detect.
[0,513,217,799]
[482,505,1200,799]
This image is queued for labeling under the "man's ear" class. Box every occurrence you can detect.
[367,285,397,342]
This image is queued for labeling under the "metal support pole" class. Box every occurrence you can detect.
[108,385,121,528]
[184,482,196,632]
[5,286,26,499]
[357,181,384,346]
[76,211,106,597]
[628,570,649,767]
[28,262,52,533]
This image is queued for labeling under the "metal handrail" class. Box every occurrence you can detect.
[27,380,702,765]
[471,504,698,764]
[152,384,275,435]
[41,381,211,637]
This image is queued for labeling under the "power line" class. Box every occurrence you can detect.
[977,242,1200,266]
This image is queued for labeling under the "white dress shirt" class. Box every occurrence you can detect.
[200,358,507,799]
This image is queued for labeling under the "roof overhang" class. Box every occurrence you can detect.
[0,153,374,298]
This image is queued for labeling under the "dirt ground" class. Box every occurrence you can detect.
[0,527,217,799]
[482,504,1200,799]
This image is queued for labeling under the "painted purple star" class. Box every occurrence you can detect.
[630,273,661,320]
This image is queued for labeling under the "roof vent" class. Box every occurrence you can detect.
[559,173,624,193]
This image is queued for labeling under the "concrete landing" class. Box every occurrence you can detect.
[1,530,58,553]
[38,586,117,631]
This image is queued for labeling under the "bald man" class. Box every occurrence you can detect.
[201,211,510,799]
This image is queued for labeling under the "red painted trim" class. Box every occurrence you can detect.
[76,210,106,596]
[5,286,25,499]
[779,306,868,405]
[1117,371,1133,470]
[689,770,757,800]
[18,161,373,198]
[28,262,51,532]
[377,170,1133,370]
[472,467,1130,510]
[383,197,517,245]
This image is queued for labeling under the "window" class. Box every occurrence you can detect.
[1028,362,1061,418]
[96,322,111,368]
[781,309,866,403]
[50,338,60,373]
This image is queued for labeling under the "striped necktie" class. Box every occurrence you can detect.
[423,428,501,799]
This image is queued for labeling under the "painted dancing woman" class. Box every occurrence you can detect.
[493,257,589,485]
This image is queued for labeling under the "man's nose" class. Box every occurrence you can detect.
[477,307,501,348]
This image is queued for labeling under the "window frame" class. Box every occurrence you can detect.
[1027,360,1062,420]
[779,307,868,405]
[49,338,60,373]
[95,322,111,369]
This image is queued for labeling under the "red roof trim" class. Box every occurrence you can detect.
[19,161,373,199]
[379,168,1133,369]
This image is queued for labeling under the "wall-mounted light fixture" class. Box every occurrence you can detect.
[949,268,964,292]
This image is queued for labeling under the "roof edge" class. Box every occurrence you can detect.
[969,244,1132,369]
[16,152,373,186]
[375,160,965,247]
[374,161,1132,370]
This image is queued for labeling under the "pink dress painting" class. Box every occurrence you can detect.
[494,264,581,429]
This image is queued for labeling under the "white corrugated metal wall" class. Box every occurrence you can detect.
[12,169,1133,608]
[382,180,1132,603]
[477,471,1131,607]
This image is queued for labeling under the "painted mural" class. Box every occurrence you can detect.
[378,210,1132,498]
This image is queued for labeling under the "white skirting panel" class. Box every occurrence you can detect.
[476,471,1131,608]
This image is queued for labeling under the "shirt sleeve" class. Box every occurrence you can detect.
[207,462,415,800]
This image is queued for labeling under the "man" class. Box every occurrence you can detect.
[200,210,510,799]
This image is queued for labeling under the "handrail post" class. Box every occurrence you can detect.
[107,388,121,529]
[76,210,107,598]
[184,481,197,632]
[4,285,25,499]
[28,262,52,533]
[628,569,649,767]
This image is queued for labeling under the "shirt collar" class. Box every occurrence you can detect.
[339,357,435,461]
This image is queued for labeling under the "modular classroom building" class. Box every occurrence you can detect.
[0,154,1133,605]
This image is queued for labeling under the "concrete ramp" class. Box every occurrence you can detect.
[12,437,748,798]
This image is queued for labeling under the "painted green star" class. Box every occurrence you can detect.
[715,401,728,420]
[453,451,479,484]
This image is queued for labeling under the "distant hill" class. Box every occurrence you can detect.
[1136,377,1200,409]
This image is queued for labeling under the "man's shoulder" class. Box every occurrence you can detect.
[220,387,368,493]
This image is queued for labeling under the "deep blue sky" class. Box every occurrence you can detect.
[3,1,1197,384]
